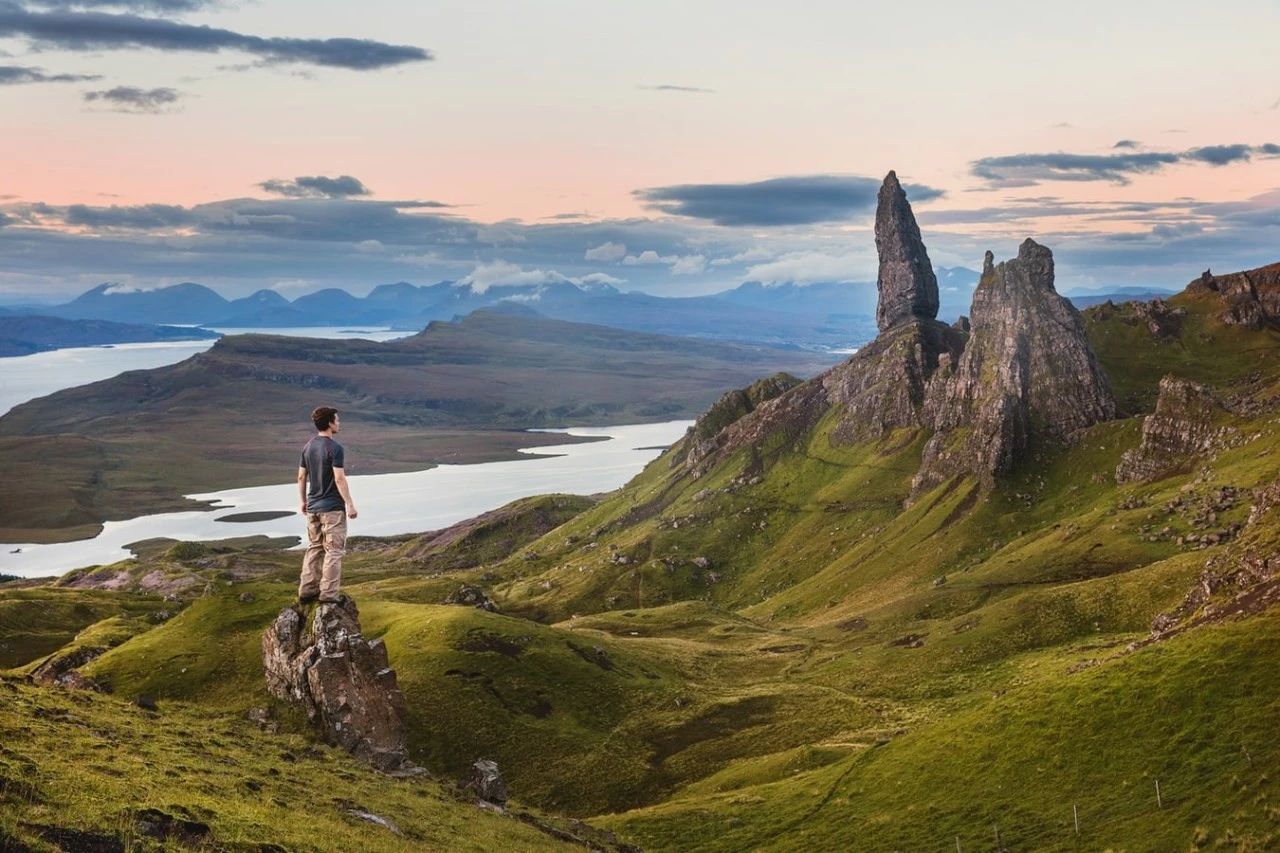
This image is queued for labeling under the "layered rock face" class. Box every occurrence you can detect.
[679,373,804,476]
[825,319,964,445]
[675,172,1114,498]
[262,596,411,772]
[1186,262,1280,327]
[914,240,1115,494]
[874,171,940,331]
[1116,376,1231,483]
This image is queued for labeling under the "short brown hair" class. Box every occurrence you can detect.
[311,406,339,431]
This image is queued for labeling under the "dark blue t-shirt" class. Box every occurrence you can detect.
[301,436,345,513]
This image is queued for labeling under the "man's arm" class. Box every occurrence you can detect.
[333,468,359,519]
[297,466,308,515]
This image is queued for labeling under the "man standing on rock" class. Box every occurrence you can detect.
[297,406,358,604]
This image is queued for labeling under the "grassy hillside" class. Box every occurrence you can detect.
[6,274,1280,849]
[0,678,593,852]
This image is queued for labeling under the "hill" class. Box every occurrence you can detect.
[0,315,219,357]
[0,308,832,543]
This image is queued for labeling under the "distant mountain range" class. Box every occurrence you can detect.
[1062,287,1178,308]
[2,272,1174,354]
[5,275,983,351]
[0,316,220,358]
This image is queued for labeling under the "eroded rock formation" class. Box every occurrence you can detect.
[262,596,412,772]
[1186,262,1280,328]
[673,173,1115,498]
[874,171,940,331]
[1115,375,1232,483]
[913,240,1116,494]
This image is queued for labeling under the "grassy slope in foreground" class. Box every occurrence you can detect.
[0,679,576,852]
[0,307,832,544]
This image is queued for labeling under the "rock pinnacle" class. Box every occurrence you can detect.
[874,170,939,331]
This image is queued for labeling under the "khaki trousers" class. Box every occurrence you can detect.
[299,510,347,601]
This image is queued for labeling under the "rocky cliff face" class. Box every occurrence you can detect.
[262,596,412,772]
[680,373,804,476]
[913,240,1116,494]
[672,173,1114,498]
[874,171,940,331]
[1185,262,1280,328]
[1116,375,1233,483]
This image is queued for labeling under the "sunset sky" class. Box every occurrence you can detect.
[2,0,1279,301]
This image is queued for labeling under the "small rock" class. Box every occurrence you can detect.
[135,695,158,712]
[462,759,508,807]
[443,584,499,613]
[239,592,256,604]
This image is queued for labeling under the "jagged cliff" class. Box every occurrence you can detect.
[681,171,1114,496]
[913,240,1116,494]
[1186,262,1280,327]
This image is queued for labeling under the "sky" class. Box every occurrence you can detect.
[1,0,1279,302]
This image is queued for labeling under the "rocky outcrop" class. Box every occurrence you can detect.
[875,171,940,331]
[913,240,1116,495]
[674,176,1115,500]
[445,584,500,612]
[679,373,805,476]
[262,596,412,772]
[825,319,965,444]
[1186,262,1280,328]
[1115,375,1232,483]
[27,645,105,691]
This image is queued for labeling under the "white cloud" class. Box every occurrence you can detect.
[710,246,775,267]
[355,239,385,253]
[744,251,870,285]
[576,272,625,288]
[670,254,707,275]
[584,241,626,262]
[457,261,630,294]
[623,249,667,265]
[623,249,706,274]
[460,260,565,293]
[102,284,142,295]
[271,278,313,292]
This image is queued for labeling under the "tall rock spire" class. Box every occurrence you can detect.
[874,170,939,331]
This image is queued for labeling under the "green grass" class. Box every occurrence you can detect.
[6,285,1280,849]
[0,679,577,852]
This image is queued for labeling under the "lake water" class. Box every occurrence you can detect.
[0,326,411,417]
[0,420,693,578]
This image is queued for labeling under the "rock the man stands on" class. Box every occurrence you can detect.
[297,406,359,604]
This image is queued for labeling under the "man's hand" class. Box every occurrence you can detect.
[348,505,359,520]
[299,503,307,515]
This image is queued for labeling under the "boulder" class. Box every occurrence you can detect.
[444,584,500,612]
[462,759,508,806]
[261,596,411,772]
